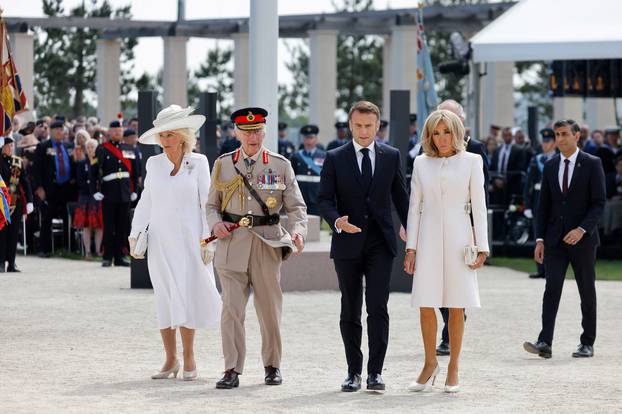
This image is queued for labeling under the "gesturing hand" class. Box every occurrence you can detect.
[336,216,362,234]
[213,221,235,239]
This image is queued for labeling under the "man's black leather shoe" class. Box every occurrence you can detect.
[572,344,594,358]
[6,265,20,272]
[115,258,131,267]
[101,260,112,267]
[366,373,385,391]
[264,366,282,385]
[216,369,240,389]
[529,273,545,279]
[436,341,450,356]
[341,373,362,392]
[523,340,552,358]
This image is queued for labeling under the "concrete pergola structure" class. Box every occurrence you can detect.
[7,2,515,146]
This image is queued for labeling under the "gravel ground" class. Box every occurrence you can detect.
[1,256,621,413]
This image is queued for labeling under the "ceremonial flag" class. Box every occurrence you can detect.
[415,6,439,134]
[0,173,11,230]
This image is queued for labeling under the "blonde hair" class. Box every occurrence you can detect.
[157,128,197,153]
[75,129,91,145]
[421,109,466,157]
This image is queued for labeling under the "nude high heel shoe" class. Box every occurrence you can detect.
[151,360,180,379]
[408,365,440,392]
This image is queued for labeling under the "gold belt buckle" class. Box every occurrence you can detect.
[242,215,254,228]
[117,172,123,179]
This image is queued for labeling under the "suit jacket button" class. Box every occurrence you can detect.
[364,214,368,219]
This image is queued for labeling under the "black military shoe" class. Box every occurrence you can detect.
[216,369,240,389]
[101,260,112,267]
[572,344,594,358]
[523,340,552,359]
[529,273,545,279]
[436,341,450,356]
[341,373,362,392]
[264,366,282,385]
[115,258,131,267]
[366,373,385,391]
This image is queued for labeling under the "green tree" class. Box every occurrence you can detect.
[193,45,233,115]
[34,0,137,118]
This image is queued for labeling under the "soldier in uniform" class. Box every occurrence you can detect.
[408,113,419,148]
[326,121,350,151]
[277,122,295,159]
[91,120,140,267]
[375,120,389,145]
[290,124,326,215]
[207,107,307,389]
[33,120,74,257]
[0,137,33,272]
[219,122,241,156]
[524,128,557,279]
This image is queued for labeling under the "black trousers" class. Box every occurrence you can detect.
[538,244,597,346]
[39,184,71,254]
[334,222,393,375]
[102,201,130,262]
[0,207,22,267]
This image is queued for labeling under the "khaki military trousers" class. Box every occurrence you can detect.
[216,235,283,374]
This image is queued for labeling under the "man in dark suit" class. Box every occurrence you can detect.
[434,99,490,356]
[524,119,606,359]
[490,127,526,205]
[319,101,409,392]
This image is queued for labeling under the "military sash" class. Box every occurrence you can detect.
[103,142,133,191]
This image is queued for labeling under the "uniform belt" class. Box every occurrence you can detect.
[295,175,321,183]
[102,171,130,181]
[222,212,280,227]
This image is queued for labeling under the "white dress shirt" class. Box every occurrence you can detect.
[352,139,376,175]
[558,147,579,192]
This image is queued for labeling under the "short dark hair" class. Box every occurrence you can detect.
[348,101,380,121]
[553,119,580,134]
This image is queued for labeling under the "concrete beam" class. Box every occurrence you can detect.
[480,62,514,131]
[309,29,338,145]
[232,32,249,109]
[389,25,418,113]
[96,39,121,125]
[162,37,188,107]
[382,35,391,118]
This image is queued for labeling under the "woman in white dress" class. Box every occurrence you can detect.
[129,105,222,381]
[403,110,489,393]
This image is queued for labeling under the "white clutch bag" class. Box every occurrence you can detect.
[133,226,149,258]
[464,245,479,266]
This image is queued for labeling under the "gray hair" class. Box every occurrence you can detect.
[437,99,466,122]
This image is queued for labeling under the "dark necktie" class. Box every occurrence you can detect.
[361,147,372,191]
[244,158,255,168]
[562,158,570,196]
[56,143,66,176]
[500,147,508,174]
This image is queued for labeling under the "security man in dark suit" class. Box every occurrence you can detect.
[33,119,74,257]
[91,121,140,267]
[524,119,606,359]
[290,125,326,215]
[0,137,33,272]
[523,128,557,279]
[277,122,296,159]
[326,122,350,151]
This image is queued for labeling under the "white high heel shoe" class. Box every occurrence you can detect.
[408,365,440,392]
[151,360,180,379]
[444,382,460,393]
[182,369,198,381]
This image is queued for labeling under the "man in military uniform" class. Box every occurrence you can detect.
[0,137,33,272]
[327,121,350,151]
[33,120,74,257]
[523,128,557,279]
[91,120,140,267]
[375,120,389,145]
[219,122,241,156]
[290,125,325,215]
[408,113,419,148]
[207,107,307,389]
[277,122,295,159]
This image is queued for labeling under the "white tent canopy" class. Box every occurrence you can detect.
[471,0,622,62]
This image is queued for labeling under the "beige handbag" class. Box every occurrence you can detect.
[133,226,149,258]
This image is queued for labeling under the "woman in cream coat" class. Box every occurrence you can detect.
[404,110,489,393]
[129,105,221,381]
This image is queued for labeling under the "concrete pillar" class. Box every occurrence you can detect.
[96,39,121,125]
[232,32,250,109]
[9,32,35,113]
[249,0,278,151]
[382,35,392,119]
[162,37,188,107]
[309,29,338,145]
[553,97,583,123]
[480,62,514,132]
[584,97,616,128]
[389,25,418,113]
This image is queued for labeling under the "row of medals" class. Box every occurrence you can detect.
[242,163,279,210]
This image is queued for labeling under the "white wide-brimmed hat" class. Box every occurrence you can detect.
[138,105,206,145]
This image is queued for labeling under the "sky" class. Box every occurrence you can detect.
[5,0,418,85]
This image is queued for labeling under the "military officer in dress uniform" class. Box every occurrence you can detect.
[277,122,296,159]
[91,120,140,267]
[326,121,350,151]
[375,120,390,145]
[524,128,558,279]
[33,119,74,257]
[290,124,326,215]
[0,137,33,272]
[207,107,307,389]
